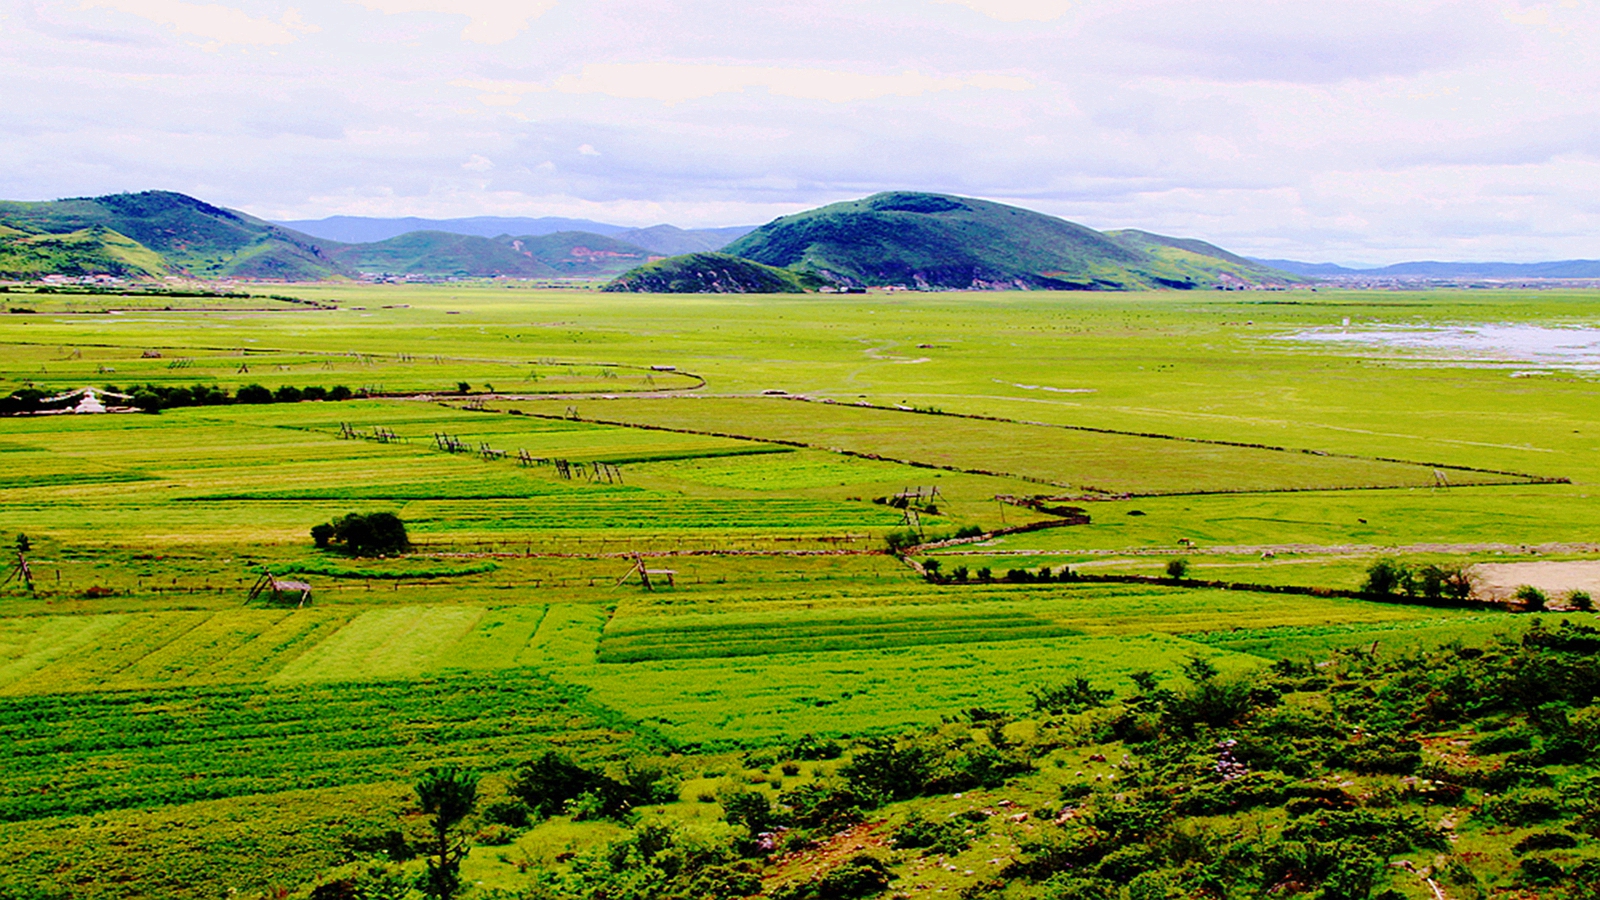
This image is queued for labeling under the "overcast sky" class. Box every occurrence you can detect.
[3,0,1598,263]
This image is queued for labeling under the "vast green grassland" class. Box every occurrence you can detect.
[0,283,1596,898]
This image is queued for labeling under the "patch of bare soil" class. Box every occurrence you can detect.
[1472,559,1600,602]
[764,820,894,890]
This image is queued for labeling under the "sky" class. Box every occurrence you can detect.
[3,0,1599,264]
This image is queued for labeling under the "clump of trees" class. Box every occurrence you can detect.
[231,383,354,406]
[1361,557,1475,601]
[503,750,679,823]
[112,382,354,413]
[311,512,410,557]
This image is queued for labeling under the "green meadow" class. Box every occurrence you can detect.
[0,283,1596,897]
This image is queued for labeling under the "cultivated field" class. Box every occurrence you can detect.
[0,283,1596,897]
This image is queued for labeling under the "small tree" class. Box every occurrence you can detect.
[1568,589,1594,612]
[415,766,478,900]
[1362,558,1412,596]
[1165,558,1190,579]
[1515,584,1549,612]
[236,383,273,404]
[314,512,410,556]
[131,390,162,414]
[720,788,778,839]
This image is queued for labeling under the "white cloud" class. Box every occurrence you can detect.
[454,64,1033,105]
[80,0,317,46]
[457,64,1030,105]
[939,0,1076,22]
[577,143,599,156]
[347,0,556,44]
[15,0,1600,260]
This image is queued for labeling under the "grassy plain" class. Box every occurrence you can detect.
[0,283,1597,897]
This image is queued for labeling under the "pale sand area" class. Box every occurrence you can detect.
[1473,560,1600,602]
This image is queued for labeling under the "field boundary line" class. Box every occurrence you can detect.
[768,395,1568,484]
[485,403,1564,499]
[895,564,1510,613]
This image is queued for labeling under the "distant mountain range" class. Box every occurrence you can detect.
[6,189,1594,289]
[1253,258,1600,278]
[0,191,747,280]
[275,214,755,256]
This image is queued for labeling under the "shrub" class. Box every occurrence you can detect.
[776,781,867,831]
[131,390,161,413]
[313,512,409,556]
[771,854,892,900]
[1519,856,1565,886]
[1569,589,1594,611]
[892,813,981,855]
[1517,584,1550,612]
[790,734,842,760]
[236,383,273,403]
[1165,558,1189,579]
[1486,788,1563,826]
[1362,558,1412,596]
[720,788,778,838]
[883,529,919,553]
[1416,563,1474,600]
[508,751,675,821]
[273,385,304,403]
[1513,831,1579,855]
[480,799,532,828]
[474,824,518,845]
[1030,678,1114,715]
[328,384,353,401]
[839,739,932,803]
[302,385,328,401]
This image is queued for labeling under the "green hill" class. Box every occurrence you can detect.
[326,231,557,277]
[722,191,1294,290]
[503,231,654,277]
[0,191,346,280]
[602,252,823,293]
[0,225,171,279]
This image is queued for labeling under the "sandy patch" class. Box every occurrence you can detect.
[1472,560,1600,602]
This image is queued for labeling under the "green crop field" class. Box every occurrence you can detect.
[1,283,1597,898]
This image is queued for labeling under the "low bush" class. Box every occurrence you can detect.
[311,512,409,557]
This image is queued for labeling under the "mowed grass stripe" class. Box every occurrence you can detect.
[271,606,485,683]
[0,615,132,691]
[0,612,213,694]
[522,604,606,667]
[597,609,1084,661]
[598,623,1083,662]
[0,673,629,822]
[431,605,549,671]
